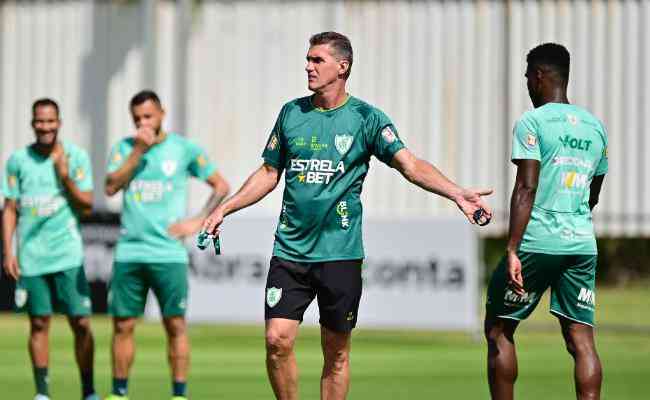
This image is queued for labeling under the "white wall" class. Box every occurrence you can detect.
[1,0,647,236]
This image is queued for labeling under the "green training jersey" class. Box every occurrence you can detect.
[107,133,216,263]
[511,103,608,255]
[262,95,405,262]
[2,141,93,277]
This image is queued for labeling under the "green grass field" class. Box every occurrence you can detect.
[1,285,648,399]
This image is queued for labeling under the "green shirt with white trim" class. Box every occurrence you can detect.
[107,133,217,263]
[2,141,93,276]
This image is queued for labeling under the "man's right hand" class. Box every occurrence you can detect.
[202,207,225,236]
[134,126,156,152]
[506,250,525,296]
[3,255,20,280]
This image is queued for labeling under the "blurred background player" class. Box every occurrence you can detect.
[104,90,230,400]
[2,98,98,400]
[484,43,608,400]
[201,32,492,400]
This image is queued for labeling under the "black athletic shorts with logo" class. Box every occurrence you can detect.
[264,256,363,332]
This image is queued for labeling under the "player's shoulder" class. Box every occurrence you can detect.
[570,105,607,134]
[515,108,541,128]
[279,96,313,118]
[6,146,30,164]
[166,132,202,150]
[61,139,90,158]
[345,96,390,123]
[112,136,135,149]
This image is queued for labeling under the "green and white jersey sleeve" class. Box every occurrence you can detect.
[3,154,20,200]
[364,109,405,165]
[2,141,92,276]
[511,112,542,162]
[262,105,289,172]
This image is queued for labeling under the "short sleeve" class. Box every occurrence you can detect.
[365,109,405,165]
[261,106,287,170]
[2,155,20,199]
[70,149,94,191]
[594,124,608,176]
[187,141,217,180]
[107,141,129,173]
[511,113,541,162]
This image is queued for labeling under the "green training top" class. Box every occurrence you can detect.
[2,141,93,277]
[107,133,216,263]
[511,103,608,255]
[262,95,405,262]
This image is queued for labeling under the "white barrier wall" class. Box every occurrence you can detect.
[1,0,649,236]
[143,216,480,330]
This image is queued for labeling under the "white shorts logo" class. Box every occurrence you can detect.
[15,288,28,308]
[266,287,282,308]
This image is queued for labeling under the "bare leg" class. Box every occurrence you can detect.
[320,326,351,400]
[559,317,602,400]
[68,316,95,374]
[111,317,137,379]
[29,316,51,368]
[265,318,300,400]
[162,316,190,381]
[485,316,520,400]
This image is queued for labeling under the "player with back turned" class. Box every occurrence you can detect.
[484,43,608,400]
[200,31,493,400]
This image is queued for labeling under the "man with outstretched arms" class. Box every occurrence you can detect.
[2,98,98,400]
[201,32,493,400]
[104,90,230,400]
[484,43,608,400]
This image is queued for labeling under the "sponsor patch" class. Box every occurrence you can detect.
[267,133,279,151]
[526,133,537,148]
[381,126,396,143]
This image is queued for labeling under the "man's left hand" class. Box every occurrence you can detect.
[168,217,204,239]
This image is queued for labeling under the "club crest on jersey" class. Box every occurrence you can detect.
[161,160,177,177]
[382,126,396,143]
[334,134,354,155]
[266,287,282,308]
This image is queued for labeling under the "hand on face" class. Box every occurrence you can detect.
[50,142,69,179]
[134,126,156,152]
[131,99,164,152]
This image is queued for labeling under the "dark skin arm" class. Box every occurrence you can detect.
[589,174,605,211]
[506,159,540,295]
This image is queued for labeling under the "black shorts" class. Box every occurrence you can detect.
[264,256,363,332]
